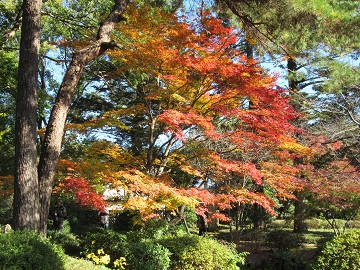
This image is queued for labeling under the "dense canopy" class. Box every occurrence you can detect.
[0,0,358,235]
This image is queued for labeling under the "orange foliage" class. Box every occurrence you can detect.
[112,4,298,147]
[56,4,311,221]
[261,162,303,200]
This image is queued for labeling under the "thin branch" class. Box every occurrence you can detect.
[1,8,22,48]
[221,0,290,56]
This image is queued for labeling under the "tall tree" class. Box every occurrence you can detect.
[37,0,129,234]
[13,0,42,230]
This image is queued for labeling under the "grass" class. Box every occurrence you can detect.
[302,229,334,245]
[64,255,111,270]
[213,220,343,270]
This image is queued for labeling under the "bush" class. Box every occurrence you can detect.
[239,229,268,242]
[158,233,247,270]
[268,219,294,229]
[80,222,248,270]
[81,227,170,270]
[0,230,65,270]
[267,230,304,251]
[127,241,171,270]
[81,229,129,268]
[48,229,82,256]
[263,251,307,270]
[312,229,360,270]
[131,218,170,240]
[64,255,112,270]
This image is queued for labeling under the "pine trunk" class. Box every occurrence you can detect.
[287,58,308,233]
[13,0,42,231]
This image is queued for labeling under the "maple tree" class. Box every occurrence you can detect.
[58,3,309,224]
[54,174,107,211]
[301,136,360,235]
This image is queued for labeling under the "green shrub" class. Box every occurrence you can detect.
[0,230,65,270]
[239,229,268,242]
[306,218,347,230]
[311,229,360,270]
[48,229,82,256]
[159,233,247,270]
[268,219,293,229]
[127,241,171,270]
[267,230,304,251]
[131,218,170,240]
[82,227,171,270]
[263,251,307,270]
[81,229,129,268]
[306,218,326,229]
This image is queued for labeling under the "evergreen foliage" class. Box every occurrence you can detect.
[127,241,171,270]
[79,222,248,270]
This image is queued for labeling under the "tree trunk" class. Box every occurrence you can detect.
[13,0,42,231]
[168,205,186,226]
[235,202,240,231]
[287,57,298,93]
[252,203,265,230]
[287,58,308,233]
[293,191,308,233]
[37,0,129,236]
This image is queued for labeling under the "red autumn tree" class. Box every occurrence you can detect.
[57,3,308,223]
[301,136,360,235]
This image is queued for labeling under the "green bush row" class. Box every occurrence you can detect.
[80,224,248,270]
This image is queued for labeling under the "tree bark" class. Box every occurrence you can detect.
[168,205,186,227]
[13,0,42,231]
[287,58,309,233]
[37,0,129,236]
[287,57,298,92]
[293,191,308,233]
